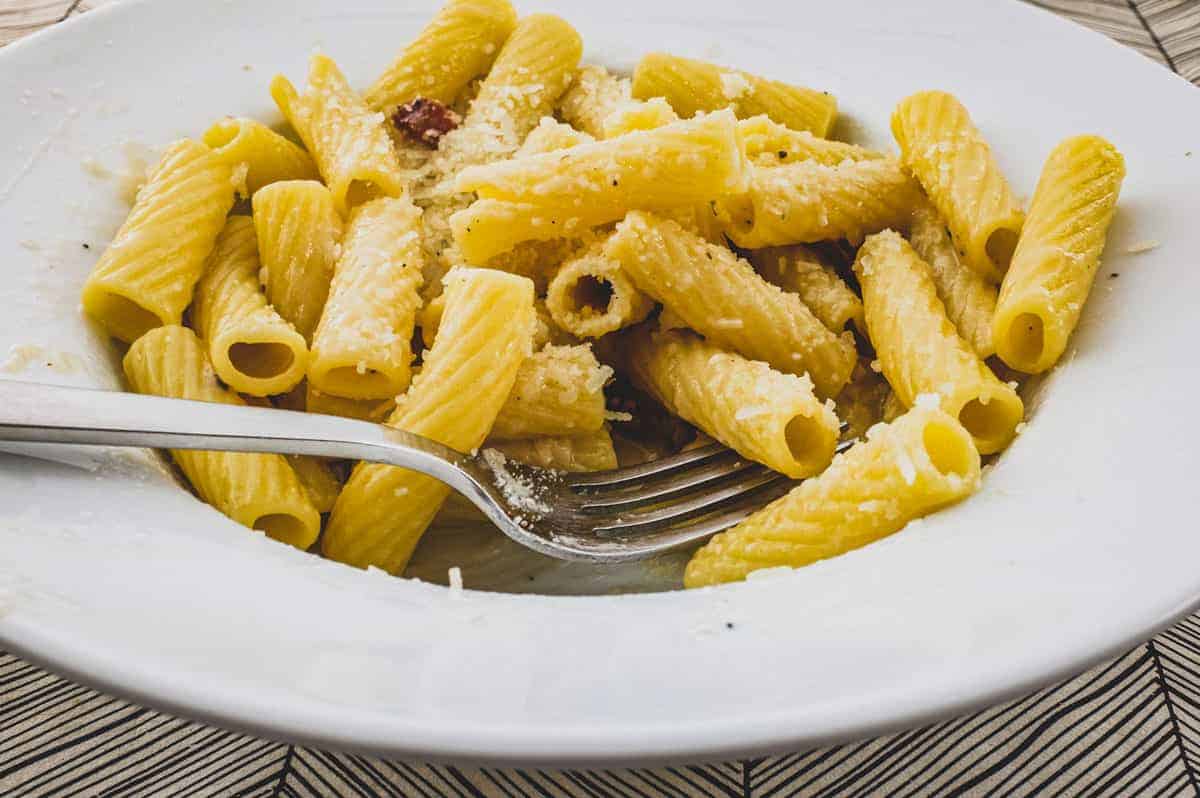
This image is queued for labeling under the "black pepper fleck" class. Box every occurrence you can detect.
[1109,272,1119,279]
[778,150,788,159]
[81,243,90,249]
[725,622,734,629]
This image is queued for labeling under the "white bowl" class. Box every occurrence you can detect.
[1,0,1198,766]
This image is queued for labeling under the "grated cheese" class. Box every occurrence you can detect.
[448,566,463,595]
[1125,239,1159,254]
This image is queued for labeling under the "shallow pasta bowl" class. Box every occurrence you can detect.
[1,0,1199,766]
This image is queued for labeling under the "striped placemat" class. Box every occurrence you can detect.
[3,1,1199,795]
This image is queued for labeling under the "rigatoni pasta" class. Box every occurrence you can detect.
[605,211,857,397]
[750,245,864,333]
[81,139,235,342]
[684,403,980,587]
[632,52,837,137]
[626,328,839,478]
[191,217,308,396]
[993,136,1125,373]
[251,180,343,342]
[490,427,618,472]
[545,235,653,339]
[271,54,408,215]
[892,90,1025,282]
[855,230,1023,454]
[123,326,320,550]
[718,157,920,249]
[908,202,998,359]
[201,117,318,196]
[488,343,610,440]
[308,196,424,399]
[364,0,517,114]
[323,268,535,574]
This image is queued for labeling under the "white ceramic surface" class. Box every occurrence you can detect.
[1,0,1198,766]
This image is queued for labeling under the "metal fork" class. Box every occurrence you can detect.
[0,380,850,563]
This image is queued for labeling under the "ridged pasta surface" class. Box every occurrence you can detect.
[81,139,234,342]
[684,404,980,587]
[192,217,308,396]
[606,212,856,397]
[323,269,536,573]
[994,135,1125,373]
[122,326,320,550]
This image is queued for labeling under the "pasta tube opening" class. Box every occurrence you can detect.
[572,276,614,314]
[783,414,835,475]
[1002,311,1047,371]
[226,341,299,381]
[955,394,1024,455]
[252,512,315,549]
[314,364,402,399]
[82,289,163,343]
[985,227,1020,272]
[922,419,977,478]
[345,179,385,209]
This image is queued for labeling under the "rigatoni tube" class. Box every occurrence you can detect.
[627,329,839,478]
[123,326,320,550]
[855,230,1023,454]
[308,197,425,400]
[684,403,980,587]
[81,139,234,342]
[252,180,343,342]
[323,268,536,574]
[993,135,1125,373]
[891,90,1025,282]
[605,212,856,398]
[192,217,308,396]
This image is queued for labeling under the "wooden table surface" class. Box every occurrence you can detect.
[2,1,1200,796]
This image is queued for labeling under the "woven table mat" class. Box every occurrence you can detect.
[3,1,1199,795]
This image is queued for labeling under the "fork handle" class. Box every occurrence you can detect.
[0,379,472,489]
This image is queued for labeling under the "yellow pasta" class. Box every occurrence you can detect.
[309,197,425,399]
[515,117,594,156]
[909,202,997,359]
[323,268,536,574]
[286,455,343,513]
[192,217,308,396]
[718,158,920,249]
[632,52,837,137]
[684,403,981,587]
[252,180,343,342]
[364,0,518,113]
[122,326,320,550]
[738,115,885,166]
[433,14,583,174]
[201,117,318,196]
[994,135,1125,373]
[305,384,395,422]
[422,294,567,350]
[558,64,633,138]
[452,110,748,261]
[892,90,1025,282]
[855,230,1023,454]
[750,245,864,333]
[489,427,618,472]
[271,54,408,216]
[418,14,583,294]
[605,212,857,397]
[602,96,679,138]
[627,328,839,478]
[488,344,611,440]
[545,235,654,339]
[81,139,235,342]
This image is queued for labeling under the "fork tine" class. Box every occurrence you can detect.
[592,481,797,550]
[575,458,763,512]
[565,442,728,488]
[590,469,790,535]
